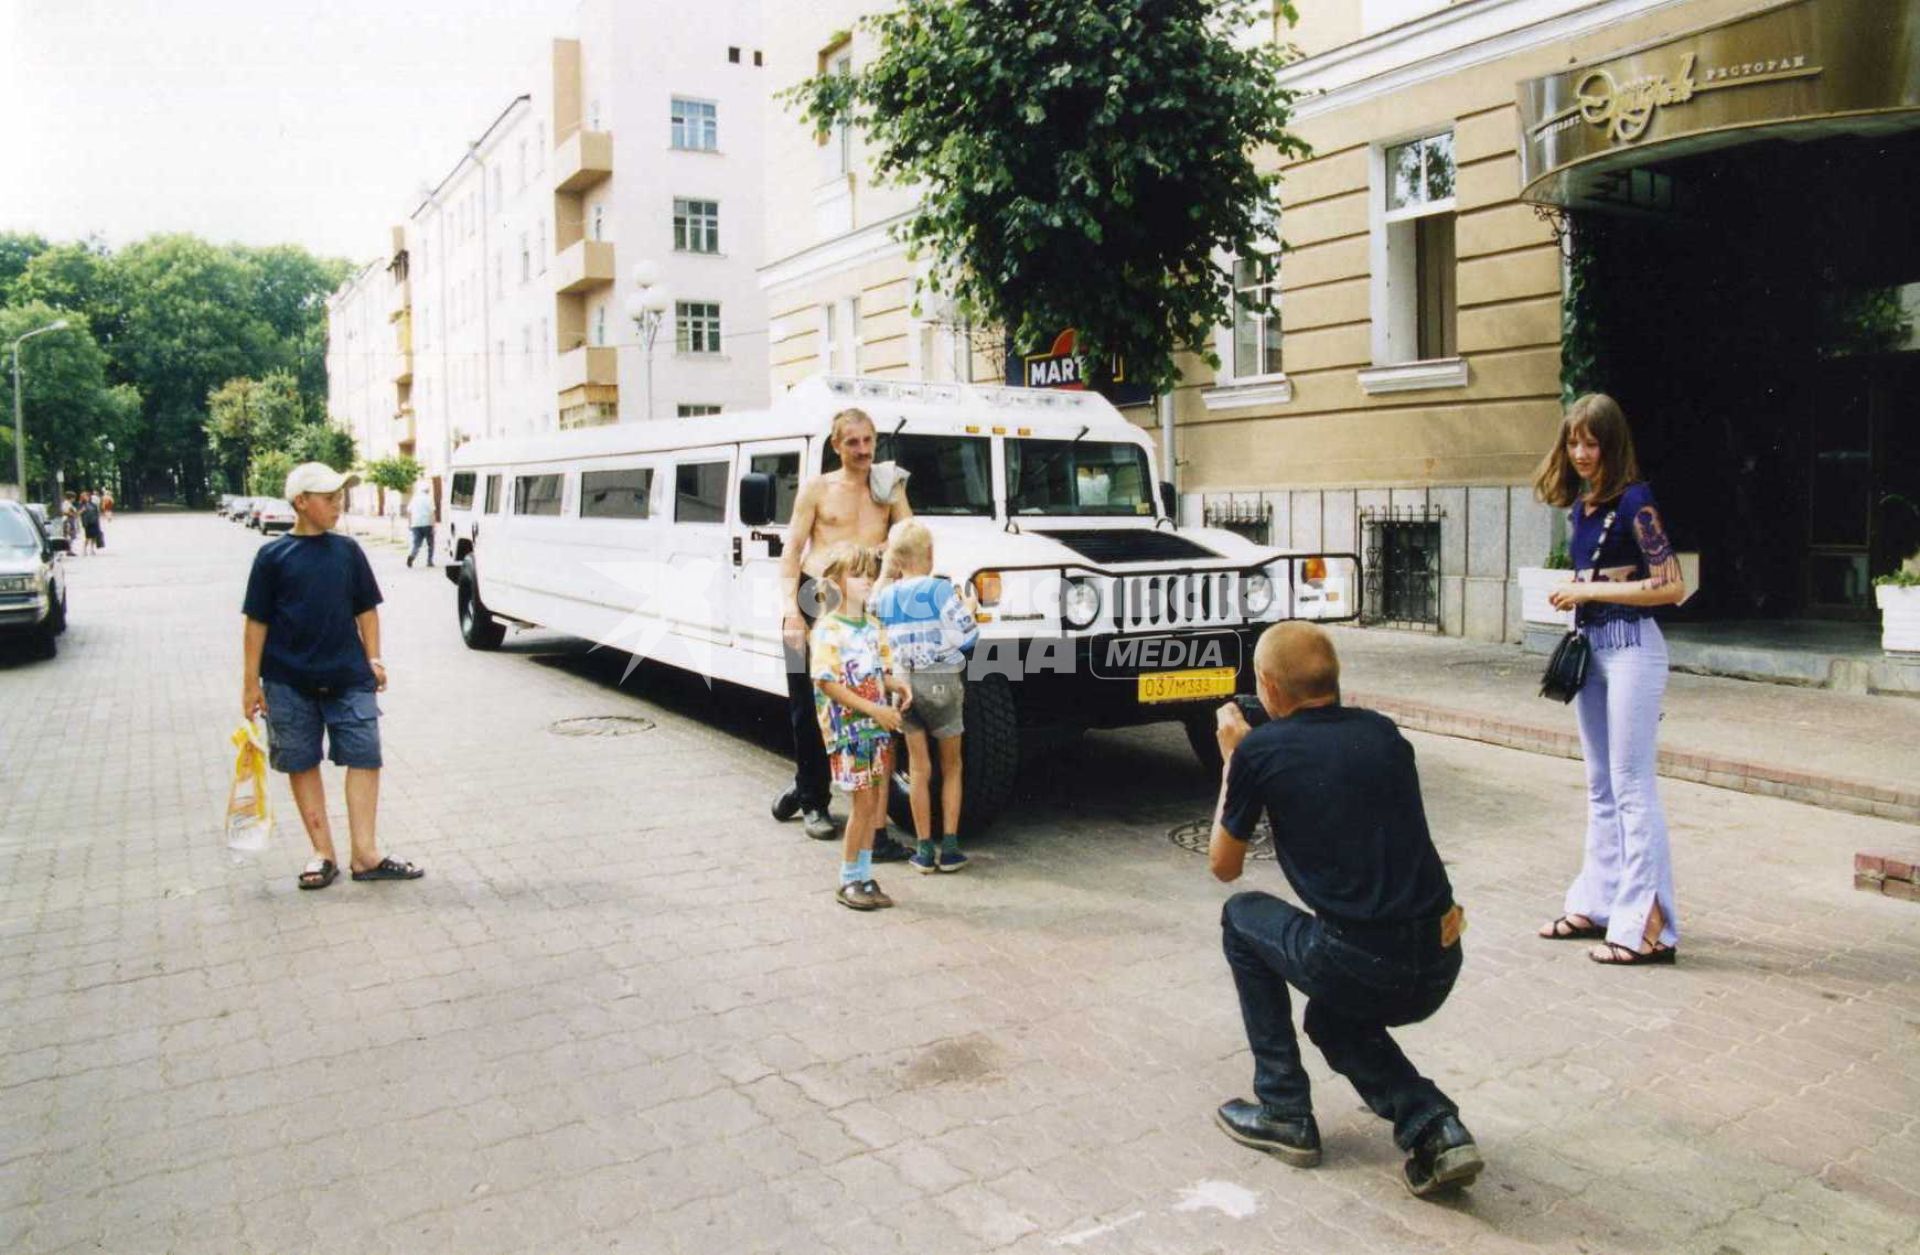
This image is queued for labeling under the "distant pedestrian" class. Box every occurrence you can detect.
[810,541,912,911]
[406,484,436,568]
[872,519,977,874]
[1533,394,1687,965]
[78,492,103,555]
[100,489,114,522]
[241,461,422,891]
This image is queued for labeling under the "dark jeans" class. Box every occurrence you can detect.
[1221,891,1461,1149]
[784,577,830,811]
[408,525,434,564]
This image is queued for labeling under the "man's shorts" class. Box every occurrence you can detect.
[903,669,965,739]
[262,680,383,773]
[828,737,893,795]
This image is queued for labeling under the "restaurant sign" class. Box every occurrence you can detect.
[1518,0,1920,206]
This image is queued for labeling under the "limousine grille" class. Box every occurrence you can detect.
[1112,572,1239,632]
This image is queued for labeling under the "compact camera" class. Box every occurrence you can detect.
[1232,693,1270,728]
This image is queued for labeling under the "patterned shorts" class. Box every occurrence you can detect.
[829,738,893,795]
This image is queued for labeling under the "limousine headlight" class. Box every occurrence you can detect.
[1061,577,1101,630]
[1242,571,1275,617]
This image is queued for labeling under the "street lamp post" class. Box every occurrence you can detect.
[10,319,71,498]
[623,261,673,422]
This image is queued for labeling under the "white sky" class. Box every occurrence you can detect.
[0,0,581,266]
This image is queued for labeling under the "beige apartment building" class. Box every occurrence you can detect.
[764,0,1920,644]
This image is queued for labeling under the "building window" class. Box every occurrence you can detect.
[673,199,720,253]
[823,49,853,175]
[671,98,718,151]
[754,50,763,67]
[519,232,530,282]
[581,467,653,519]
[728,46,741,63]
[1379,130,1456,364]
[821,297,859,373]
[1231,253,1282,379]
[593,304,607,347]
[591,203,605,242]
[677,404,721,416]
[676,301,721,354]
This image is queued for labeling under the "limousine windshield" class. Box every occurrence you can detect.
[1007,438,1153,517]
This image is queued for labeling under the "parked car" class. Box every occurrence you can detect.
[0,500,69,659]
[256,499,296,534]
[23,502,57,541]
[216,494,240,518]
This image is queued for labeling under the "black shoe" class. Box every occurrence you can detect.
[871,831,912,863]
[1213,1100,1321,1168]
[1403,1115,1483,1197]
[771,787,802,822]
[405,553,414,568]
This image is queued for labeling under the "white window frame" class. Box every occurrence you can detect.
[670,97,719,152]
[673,198,720,254]
[1363,127,1468,393]
[676,301,722,355]
[828,50,853,176]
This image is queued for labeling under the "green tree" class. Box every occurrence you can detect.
[363,454,423,498]
[786,0,1309,394]
[15,239,129,356]
[0,303,142,498]
[287,422,357,471]
[248,449,296,499]
[0,232,50,303]
[206,371,307,488]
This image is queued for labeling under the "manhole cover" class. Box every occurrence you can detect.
[548,715,656,737]
[1169,817,1275,860]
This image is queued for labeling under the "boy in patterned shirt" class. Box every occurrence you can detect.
[811,542,914,910]
[873,519,979,873]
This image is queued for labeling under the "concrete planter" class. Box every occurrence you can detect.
[1878,583,1920,655]
[1517,567,1573,628]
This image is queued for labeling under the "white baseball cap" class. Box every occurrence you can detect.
[284,462,360,499]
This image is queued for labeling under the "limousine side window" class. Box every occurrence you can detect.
[748,452,800,525]
[582,467,654,520]
[513,473,565,517]
[675,461,728,524]
[484,474,503,514]
[449,472,476,511]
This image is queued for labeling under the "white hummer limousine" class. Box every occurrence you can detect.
[443,375,1356,831]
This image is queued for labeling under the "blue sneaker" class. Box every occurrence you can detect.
[910,848,939,874]
[936,849,969,873]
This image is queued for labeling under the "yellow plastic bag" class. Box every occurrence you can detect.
[224,719,274,860]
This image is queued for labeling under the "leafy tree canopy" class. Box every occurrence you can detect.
[0,302,141,493]
[786,0,1308,394]
[248,449,296,499]
[363,455,423,496]
[287,422,356,472]
[0,232,51,302]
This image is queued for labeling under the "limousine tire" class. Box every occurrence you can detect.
[887,674,1019,837]
[458,568,507,651]
[1184,715,1224,777]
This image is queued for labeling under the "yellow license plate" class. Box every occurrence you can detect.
[1137,667,1238,704]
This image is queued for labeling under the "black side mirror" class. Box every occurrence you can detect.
[1159,480,1178,522]
[739,472,776,528]
[48,537,69,555]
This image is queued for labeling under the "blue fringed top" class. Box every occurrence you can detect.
[1570,481,1679,650]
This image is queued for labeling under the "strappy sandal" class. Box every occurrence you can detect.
[298,859,337,890]
[1539,914,1605,941]
[1589,940,1676,966]
[350,856,424,882]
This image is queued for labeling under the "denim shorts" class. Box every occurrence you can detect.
[903,669,965,739]
[262,680,383,773]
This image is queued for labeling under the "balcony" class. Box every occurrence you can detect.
[554,239,615,294]
[393,350,413,384]
[556,345,617,394]
[554,129,612,193]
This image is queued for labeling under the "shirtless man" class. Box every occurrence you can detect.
[772,408,914,860]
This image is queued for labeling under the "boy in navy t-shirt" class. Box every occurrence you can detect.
[872,520,978,873]
[241,463,422,891]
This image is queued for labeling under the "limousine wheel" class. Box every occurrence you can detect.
[1185,715,1224,777]
[887,674,1019,837]
[458,571,506,650]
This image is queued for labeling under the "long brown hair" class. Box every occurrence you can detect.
[1532,393,1641,508]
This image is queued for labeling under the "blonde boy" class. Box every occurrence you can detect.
[811,542,914,910]
[872,520,979,873]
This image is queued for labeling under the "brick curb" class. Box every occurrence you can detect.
[1351,689,1920,826]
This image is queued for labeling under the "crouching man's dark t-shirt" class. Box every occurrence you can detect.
[1220,705,1452,927]
[242,532,383,691]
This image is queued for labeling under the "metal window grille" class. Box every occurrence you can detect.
[1360,506,1443,630]
[1203,498,1272,545]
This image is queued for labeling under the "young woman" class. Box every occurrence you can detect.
[1533,394,1687,966]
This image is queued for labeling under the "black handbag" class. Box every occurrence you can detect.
[1538,507,1616,703]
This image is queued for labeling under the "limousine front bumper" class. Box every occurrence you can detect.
[970,625,1266,733]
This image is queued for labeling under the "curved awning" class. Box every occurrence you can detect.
[1517,0,1920,210]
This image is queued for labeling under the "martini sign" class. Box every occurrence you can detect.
[1010,329,1151,405]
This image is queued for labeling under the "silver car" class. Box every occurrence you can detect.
[0,500,69,659]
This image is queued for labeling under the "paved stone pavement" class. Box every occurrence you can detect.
[2,513,1919,1255]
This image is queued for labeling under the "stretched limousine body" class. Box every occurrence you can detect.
[443,375,1357,831]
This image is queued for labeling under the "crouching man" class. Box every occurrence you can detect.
[1209,622,1482,1197]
